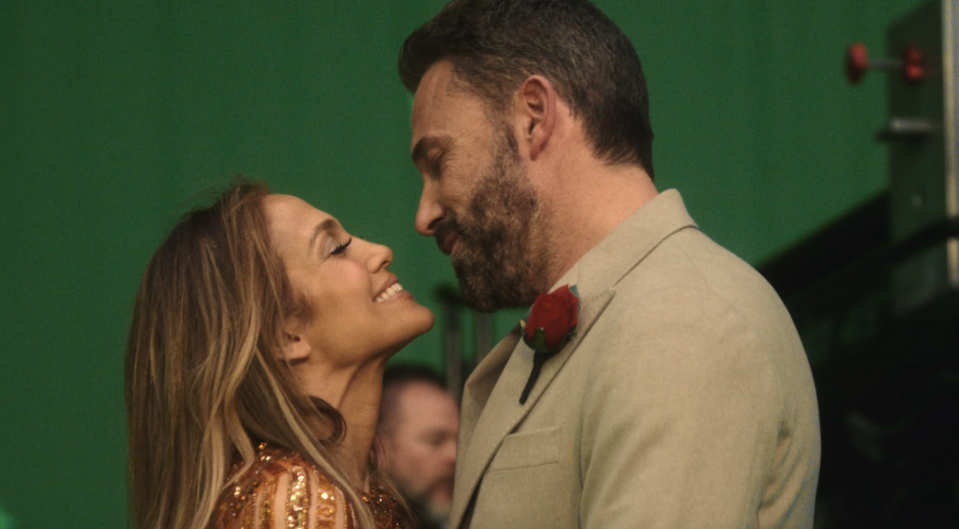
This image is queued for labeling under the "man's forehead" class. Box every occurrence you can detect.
[411,72,498,165]
[419,60,456,97]
[410,61,456,133]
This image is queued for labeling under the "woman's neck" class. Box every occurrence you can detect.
[300,360,386,491]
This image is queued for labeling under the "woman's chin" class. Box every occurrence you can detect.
[404,303,436,337]
[385,309,436,357]
[417,307,437,334]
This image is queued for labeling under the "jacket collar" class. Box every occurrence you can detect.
[573,189,697,299]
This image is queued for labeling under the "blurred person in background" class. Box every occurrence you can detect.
[378,365,459,529]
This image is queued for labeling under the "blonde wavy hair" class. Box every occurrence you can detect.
[125,181,377,529]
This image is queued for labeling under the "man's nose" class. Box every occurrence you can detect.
[441,438,457,465]
[415,184,444,236]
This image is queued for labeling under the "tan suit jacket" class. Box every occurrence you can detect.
[450,190,820,529]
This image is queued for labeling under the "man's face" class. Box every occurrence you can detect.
[381,382,460,515]
[410,61,551,310]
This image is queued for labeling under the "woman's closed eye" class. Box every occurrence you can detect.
[330,237,352,256]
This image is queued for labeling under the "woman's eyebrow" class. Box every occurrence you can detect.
[309,218,339,251]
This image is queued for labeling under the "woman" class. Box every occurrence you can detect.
[126,181,434,529]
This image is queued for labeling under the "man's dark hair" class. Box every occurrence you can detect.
[378,364,449,434]
[399,0,654,178]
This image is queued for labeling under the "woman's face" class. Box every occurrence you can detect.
[264,194,434,367]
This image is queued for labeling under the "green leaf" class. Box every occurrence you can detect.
[529,327,548,352]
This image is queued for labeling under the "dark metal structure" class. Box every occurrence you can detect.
[764,2,959,525]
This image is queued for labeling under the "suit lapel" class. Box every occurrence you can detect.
[457,326,521,451]
[449,289,614,528]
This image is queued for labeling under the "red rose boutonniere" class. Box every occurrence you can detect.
[519,284,579,404]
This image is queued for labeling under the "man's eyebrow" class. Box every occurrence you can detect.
[411,135,450,166]
[309,218,339,251]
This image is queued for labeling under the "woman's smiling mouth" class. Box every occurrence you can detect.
[375,282,406,302]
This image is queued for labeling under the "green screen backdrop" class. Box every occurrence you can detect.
[0,1,926,526]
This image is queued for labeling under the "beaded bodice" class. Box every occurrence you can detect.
[213,442,408,529]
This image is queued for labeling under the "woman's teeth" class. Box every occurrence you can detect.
[375,283,405,303]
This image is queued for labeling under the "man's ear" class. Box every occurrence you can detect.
[515,75,557,160]
[279,329,312,362]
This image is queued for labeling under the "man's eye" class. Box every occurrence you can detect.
[330,238,352,256]
[429,154,446,177]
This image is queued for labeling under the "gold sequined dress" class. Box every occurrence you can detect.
[213,442,408,529]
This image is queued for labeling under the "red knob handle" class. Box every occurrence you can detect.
[902,45,925,83]
[846,42,869,84]
[845,42,925,84]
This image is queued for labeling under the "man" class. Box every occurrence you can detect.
[378,365,460,529]
[399,1,821,528]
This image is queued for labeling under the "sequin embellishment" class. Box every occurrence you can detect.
[286,466,310,529]
[212,443,407,529]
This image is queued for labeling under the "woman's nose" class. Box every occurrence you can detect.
[366,240,393,272]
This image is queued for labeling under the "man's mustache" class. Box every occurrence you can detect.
[433,216,461,255]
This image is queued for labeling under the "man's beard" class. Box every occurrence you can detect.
[433,131,551,312]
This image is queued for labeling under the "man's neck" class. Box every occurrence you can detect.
[539,160,658,289]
